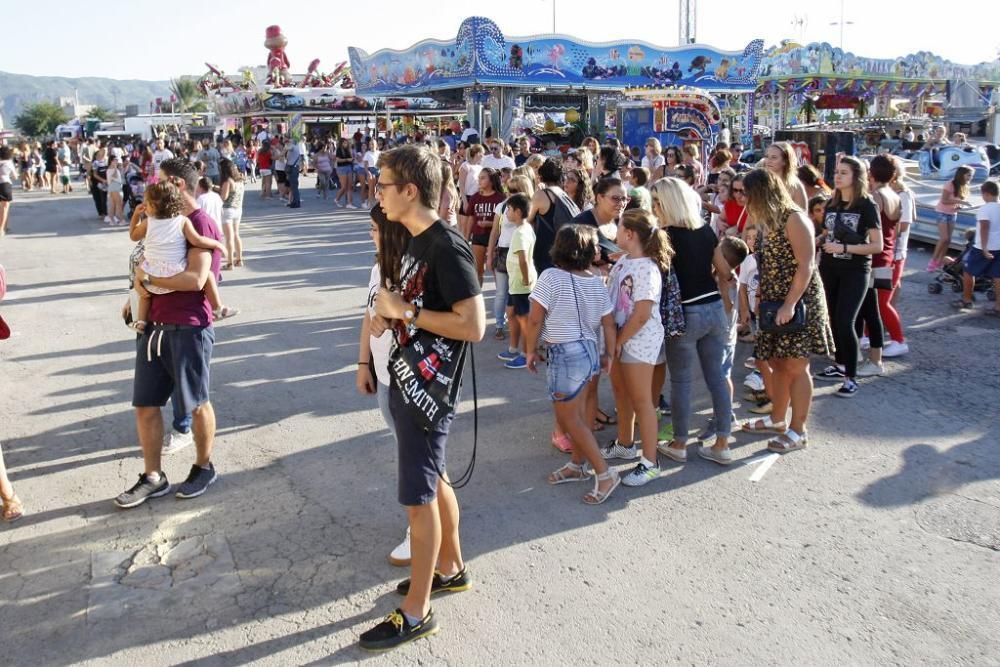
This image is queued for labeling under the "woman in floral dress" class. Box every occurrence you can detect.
[740,169,833,453]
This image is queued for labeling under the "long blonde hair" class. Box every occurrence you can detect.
[742,168,800,234]
[649,177,704,230]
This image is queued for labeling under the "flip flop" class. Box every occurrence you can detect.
[596,409,617,426]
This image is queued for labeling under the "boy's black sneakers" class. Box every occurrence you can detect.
[114,473,170,508]
[396,566,472,597]
[359,608,438,651]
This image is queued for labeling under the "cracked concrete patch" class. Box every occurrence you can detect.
[88,534,242,623]
[916,495,1000,551]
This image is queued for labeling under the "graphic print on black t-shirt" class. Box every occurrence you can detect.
[822,199,880,266]
[389,221,482,426]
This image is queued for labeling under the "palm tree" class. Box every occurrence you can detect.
[799,96,818,124]
[169,77,209,113]
[854,96,869,119]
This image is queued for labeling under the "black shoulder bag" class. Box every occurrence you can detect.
[388,250,478,488]
[757,229,807,333]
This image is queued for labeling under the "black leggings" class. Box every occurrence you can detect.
[854,287,885,350]
[91,186,107,216]
[820,261,869,378]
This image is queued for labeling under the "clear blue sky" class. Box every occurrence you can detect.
[4,0,998,80]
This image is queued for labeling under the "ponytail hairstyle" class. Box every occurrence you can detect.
[620,208,674,272]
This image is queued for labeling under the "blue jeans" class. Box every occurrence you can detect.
[665,300,733,440]
[171,392,192,434]
[493,266,509,329]
[287,162,301,207]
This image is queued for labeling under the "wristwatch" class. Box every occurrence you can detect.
[403,308,415,324]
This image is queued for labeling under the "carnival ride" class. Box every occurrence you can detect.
[618,87,721,162]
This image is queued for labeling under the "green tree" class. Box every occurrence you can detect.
[799,96,817,124]
[854,97,869,119]
[169,77,209,113]
[13,101,69,137]
[87,106,114,122]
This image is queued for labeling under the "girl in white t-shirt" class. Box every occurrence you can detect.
[130,181,229,332]
[603,209,672,488]
[525,224,620,505]
[356,204,412,564]
[361,141,381,208]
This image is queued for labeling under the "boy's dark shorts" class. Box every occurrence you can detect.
[507,293,531,316]
[133,325,214,414]
[389,384,454,506]
[964,247,1000,279]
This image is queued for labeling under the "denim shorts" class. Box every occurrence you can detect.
[336,165,353,176]
[546,339,599,402]
[937,212,957,225]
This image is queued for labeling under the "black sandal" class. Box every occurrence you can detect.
[596,409,617,426]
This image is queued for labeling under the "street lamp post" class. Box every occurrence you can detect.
[829,0,854,50]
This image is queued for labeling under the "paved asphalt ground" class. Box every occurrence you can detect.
[0,178,998,666]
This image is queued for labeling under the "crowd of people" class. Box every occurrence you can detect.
[3,117,999,651]
[337,126,1000,650]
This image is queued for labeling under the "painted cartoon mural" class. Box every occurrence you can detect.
[349,16,764,95]
[761,41,1000,83]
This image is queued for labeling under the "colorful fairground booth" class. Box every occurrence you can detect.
[349,16,764,159]
[756,41,1000,181]
[203,25,467,143]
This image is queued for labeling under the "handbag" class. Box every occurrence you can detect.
[758,300,807,333]
[493,246,509,274]
[658,267,686,337]
[757,231,806,333]
[872,266,893,291]
[388,250,470,432]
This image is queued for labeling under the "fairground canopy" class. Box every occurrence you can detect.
[348,16,765,96]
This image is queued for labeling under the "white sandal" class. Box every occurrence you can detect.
[548,461,589,485]
[767,429,808,453]
[740,416,787,434]
[583,469,620,505]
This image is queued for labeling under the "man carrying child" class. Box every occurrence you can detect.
[114,158,224,508]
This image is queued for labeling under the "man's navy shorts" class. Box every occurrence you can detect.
[389,383,454,506]
[133,325,214,414]
[964,247,1000,279]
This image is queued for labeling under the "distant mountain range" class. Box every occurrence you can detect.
[0,70,173,125]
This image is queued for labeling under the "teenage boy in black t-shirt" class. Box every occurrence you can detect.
[362,145,485,651]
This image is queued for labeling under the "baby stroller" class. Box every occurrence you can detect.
[927,229,997,301]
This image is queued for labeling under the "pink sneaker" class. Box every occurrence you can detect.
[551,432,573,453]
[926,260,940,272]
